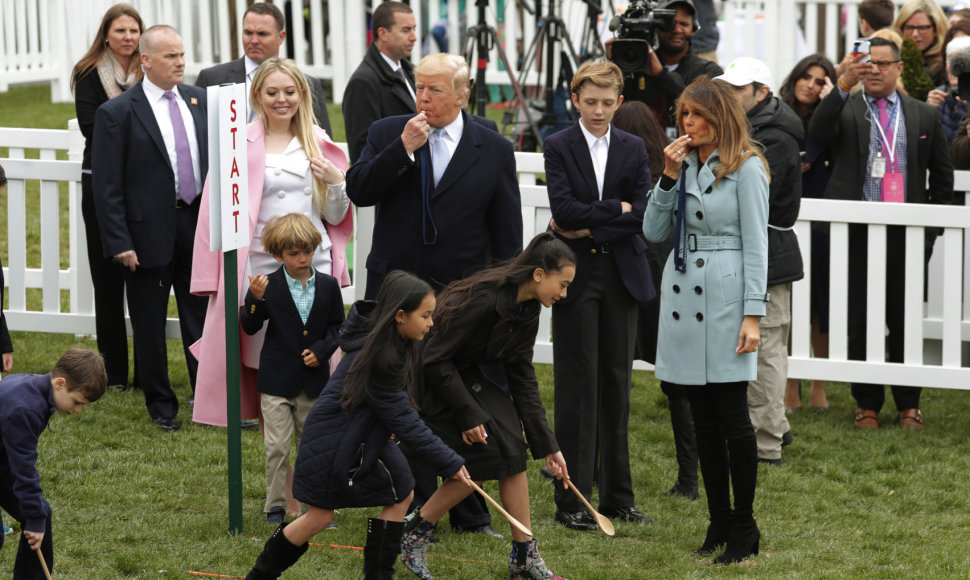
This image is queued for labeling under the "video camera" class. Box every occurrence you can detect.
[608,0,677,76]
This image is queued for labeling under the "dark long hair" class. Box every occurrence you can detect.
[612,100,670,187]
[340,271,434,411]
[433,233,576,331]
[71,3,145,91]
[779,54,837,124]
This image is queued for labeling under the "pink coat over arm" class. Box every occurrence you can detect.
[189,121,353,426]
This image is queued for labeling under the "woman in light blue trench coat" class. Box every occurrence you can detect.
[643,78,769,565]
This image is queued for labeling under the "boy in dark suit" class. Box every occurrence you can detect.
[0,349,107,577]
[544,60,655,530]
[241,213,345,524]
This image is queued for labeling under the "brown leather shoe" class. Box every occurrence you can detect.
[899,408,923,430]
[854,409,879,430]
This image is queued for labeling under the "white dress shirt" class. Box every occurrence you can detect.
[579,118,611,200]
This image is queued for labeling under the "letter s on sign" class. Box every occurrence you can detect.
[230,99,236,122]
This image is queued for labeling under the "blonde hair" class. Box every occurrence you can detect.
[414,53,471,98]
[676,77,769,186]
[250,58,328,209]
[260,212,323,256]
[570,60,624,95]
[895,0,949,78]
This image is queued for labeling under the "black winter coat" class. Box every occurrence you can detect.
[292,301,464,509]
[749,96,805,286]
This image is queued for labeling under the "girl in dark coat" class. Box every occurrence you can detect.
[400,233,575,580]
[245,271,469,580]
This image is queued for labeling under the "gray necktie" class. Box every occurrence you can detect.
[430,129,449,187]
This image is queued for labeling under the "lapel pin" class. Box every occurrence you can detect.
[190,97,198,105]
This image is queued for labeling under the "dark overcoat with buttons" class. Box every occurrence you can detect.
[240,266,345,399]
[346,111,522,298]
[293,301,464,509]
[643,152,769,385]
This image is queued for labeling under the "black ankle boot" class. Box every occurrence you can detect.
[693,518,733,555]
[364,518,405,580]
[713,520,760,564]
[245,522,309,580]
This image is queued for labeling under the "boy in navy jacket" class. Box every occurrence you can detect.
[241,213,345,524]
[0,349,107,577]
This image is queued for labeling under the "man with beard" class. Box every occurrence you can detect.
[617,0,722,131]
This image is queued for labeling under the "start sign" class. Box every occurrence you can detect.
[206,83,249,252]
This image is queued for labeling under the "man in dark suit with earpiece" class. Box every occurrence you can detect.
[93,25,209,432]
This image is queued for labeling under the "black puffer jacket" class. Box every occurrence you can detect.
[292,301,464,510]
[749,95,805,286]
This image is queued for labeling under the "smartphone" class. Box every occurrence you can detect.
[853,39,871,63]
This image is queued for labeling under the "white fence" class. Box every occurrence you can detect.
[1,123,968,388]
[4,0,969,107]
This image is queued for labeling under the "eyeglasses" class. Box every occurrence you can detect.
[869,60,900,71]
[902,24,934,33]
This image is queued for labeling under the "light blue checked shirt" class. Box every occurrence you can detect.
[283,268,315,324]
[838,87,908,201]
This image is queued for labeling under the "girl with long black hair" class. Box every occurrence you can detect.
[400,232,575,580]
[245,271,469,580]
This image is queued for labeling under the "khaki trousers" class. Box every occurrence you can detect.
[747,283,792,461]
[261,391,315,513]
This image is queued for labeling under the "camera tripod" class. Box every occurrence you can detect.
[463,0,542,145]
[501,0,596,150]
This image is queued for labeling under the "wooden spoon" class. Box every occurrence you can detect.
[565,478,615,536]
[468,480,533,537]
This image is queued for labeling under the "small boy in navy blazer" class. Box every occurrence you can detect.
[241,213,345,524]
[0,349,107,577]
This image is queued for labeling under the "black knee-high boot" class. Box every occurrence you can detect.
[687,388,733,555]
[715,407,760,564]
[246,522,309,580]
[662,382,699,499]
[364,518,405,579]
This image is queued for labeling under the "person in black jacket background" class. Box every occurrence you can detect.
[71,3,144,390]
[717,57,803,465]
[244,271,469,580]
[343,1,418,163]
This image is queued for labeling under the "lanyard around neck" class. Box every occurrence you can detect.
[870,98,900,166]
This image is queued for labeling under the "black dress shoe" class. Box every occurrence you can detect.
[758,457,782,466]
[664,482,700,501]
[460,524,504,539]
[600,506,652,523]
[781,430,793,447]
[554,510,597,531]
[241,419,260,431]
[152,417,180,432]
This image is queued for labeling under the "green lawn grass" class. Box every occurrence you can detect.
[4,84,970,578]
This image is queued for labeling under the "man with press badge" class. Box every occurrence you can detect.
[808,36,953,431]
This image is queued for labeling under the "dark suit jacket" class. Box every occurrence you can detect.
[240,267,344,399]
[808,89,953,206]
[194,57,332,137]
[543,122,655,304]
[347,111,522,296]
[343,43,416,163]
[92,80,208,268]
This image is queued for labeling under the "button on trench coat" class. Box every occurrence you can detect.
[642,150,769,385]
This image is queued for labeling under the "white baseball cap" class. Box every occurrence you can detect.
[715,57,774,90]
